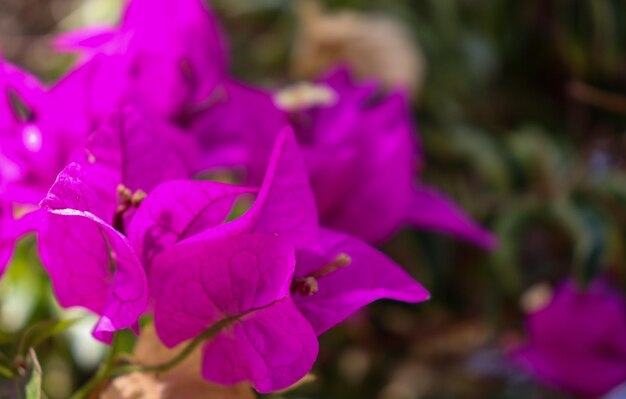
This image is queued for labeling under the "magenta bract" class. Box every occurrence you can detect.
[152,128,428,391]
[511,279,626,396]
[55,0,228,121]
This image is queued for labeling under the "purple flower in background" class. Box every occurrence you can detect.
[195,67,495,248]
[0,202,15,273]
[150,128,428,391]
[0,59,103,276]
[511,278,626,397]
[0,203,44,277]
[274,67,496,248]
[0,63,37,271]
[0,58,113,205]
[0,61,61,204]
[55,0,228,121]
[187,80,284,180]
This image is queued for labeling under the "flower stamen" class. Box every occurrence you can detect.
[112,184,147,233]
[292,253,352,296]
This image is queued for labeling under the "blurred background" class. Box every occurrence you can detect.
[2,0,626,398]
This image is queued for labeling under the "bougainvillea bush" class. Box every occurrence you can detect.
[4,0,626,398]
[0,0,499,397]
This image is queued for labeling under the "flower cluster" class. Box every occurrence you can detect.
[0,0,495,393]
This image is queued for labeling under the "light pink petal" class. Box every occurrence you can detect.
[126,179,257,267]
[201,298,318,393]
[294,228,429,335]
[406,186,497,250]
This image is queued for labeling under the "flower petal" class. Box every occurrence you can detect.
[38,211,147,343]
[201,298,318,393]
[406,186,497,250]
[294,228,429,334]
[153,232,294,346]
[241,127,319,249]
[127,180,256,267]
[154,232,317,392]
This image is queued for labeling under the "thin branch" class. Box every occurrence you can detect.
[568,80,626,115]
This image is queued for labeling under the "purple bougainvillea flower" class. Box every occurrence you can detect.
[0,61,54,204]
[274,67,496,248]
[407,186,497,249]
[194,67,494,248]
[127,179,257,269]
[53,26,118,60]
[0,59,102,206]
[151,128,428,391]
[55,0,228,121]
[0,59,100,278]
[1,203,52,281]
[187,80,284,180]
[292,227,430,334]
[73,104,198,206]
[38,163,148,343]
[0,65,62,273]
[511,278,626,397]
[236,128,429,334]
[154,233,318,393]
[36,104,195,342]
[0,205,46,277]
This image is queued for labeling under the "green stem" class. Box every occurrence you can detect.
[69,333,121,399]
[108,317,233,378]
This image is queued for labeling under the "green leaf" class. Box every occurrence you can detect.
[449,125,510,189]
[18,318,80,358]
[24,349,42,399]
[550,199,597,285]
[489,201,533,296]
